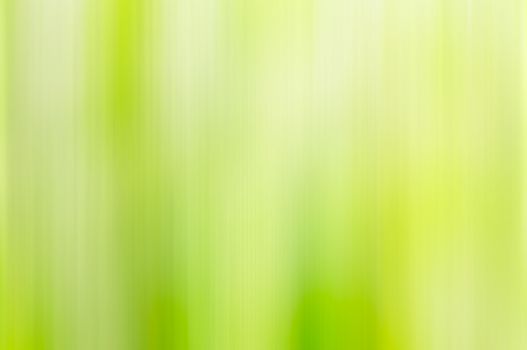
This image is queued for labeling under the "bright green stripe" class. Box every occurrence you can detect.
[0,0,7,346]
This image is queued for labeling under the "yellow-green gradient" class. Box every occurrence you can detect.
[1,0,527,349]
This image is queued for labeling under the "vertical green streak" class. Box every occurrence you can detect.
[0,0,6,346]
[108,0,146,347]
[104,0,187,348]
[111,0,142,140]
[290,172,323,350]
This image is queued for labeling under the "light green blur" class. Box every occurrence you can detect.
[1,0,527,349]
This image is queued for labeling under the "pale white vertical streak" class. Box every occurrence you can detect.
[9,0,50,346]
[10,0,87,347]
[224,1,313,346]
[159,0,223,348]
[162,0,221,153]
[312,0,357,146]
[311,0,383,289]
[158,0,221,173]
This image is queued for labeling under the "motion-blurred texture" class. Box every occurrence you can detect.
[0,0,526,349]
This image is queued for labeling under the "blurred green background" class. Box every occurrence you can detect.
[1,0,527,349]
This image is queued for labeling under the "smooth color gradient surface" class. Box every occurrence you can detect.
[1,0,527,349]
